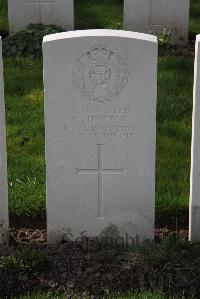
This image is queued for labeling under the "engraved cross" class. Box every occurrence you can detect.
[76,144,125,219]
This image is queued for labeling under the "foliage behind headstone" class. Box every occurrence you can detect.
[3,24,64,59]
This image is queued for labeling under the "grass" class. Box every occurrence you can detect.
[156,57,193,225]
[0,1,198,222]
[75,0,123,30]
[190,0,200,35]
[17,293,177,299]
[109,295,176,299]
[0,0,8,33]
[4,58,45,216]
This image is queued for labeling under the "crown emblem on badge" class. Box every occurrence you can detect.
[88,45,111,64]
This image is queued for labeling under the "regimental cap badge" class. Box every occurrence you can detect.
[73,44,129,103]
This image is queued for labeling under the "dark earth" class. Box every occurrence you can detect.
[0,226,192,298]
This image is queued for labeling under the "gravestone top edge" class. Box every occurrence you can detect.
[43,29,158,44]
[196,35,200,42]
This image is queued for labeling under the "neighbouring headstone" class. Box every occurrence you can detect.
[8,0,74,33]
[190,35,200,241]
[0,37,9,246]
[124,0,190,45]
[43,30,157,244]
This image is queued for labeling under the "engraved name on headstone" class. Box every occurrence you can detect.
[43,30,157,244]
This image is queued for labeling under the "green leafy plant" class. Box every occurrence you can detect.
[3,24,64,59]
[158,29,171,49]
[0,247,48,277]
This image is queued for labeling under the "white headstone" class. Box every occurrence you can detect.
[189,35,200,241]
[43,30,157,244]
[0,37,9,245]
[8,0,74,33]
[124,0,190,45]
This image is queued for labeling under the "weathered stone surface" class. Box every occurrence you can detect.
[43,30,157,244]
[124,0,190,45]
[0,37,9,246]
[8,0,74,32]
[190,35,200,241]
